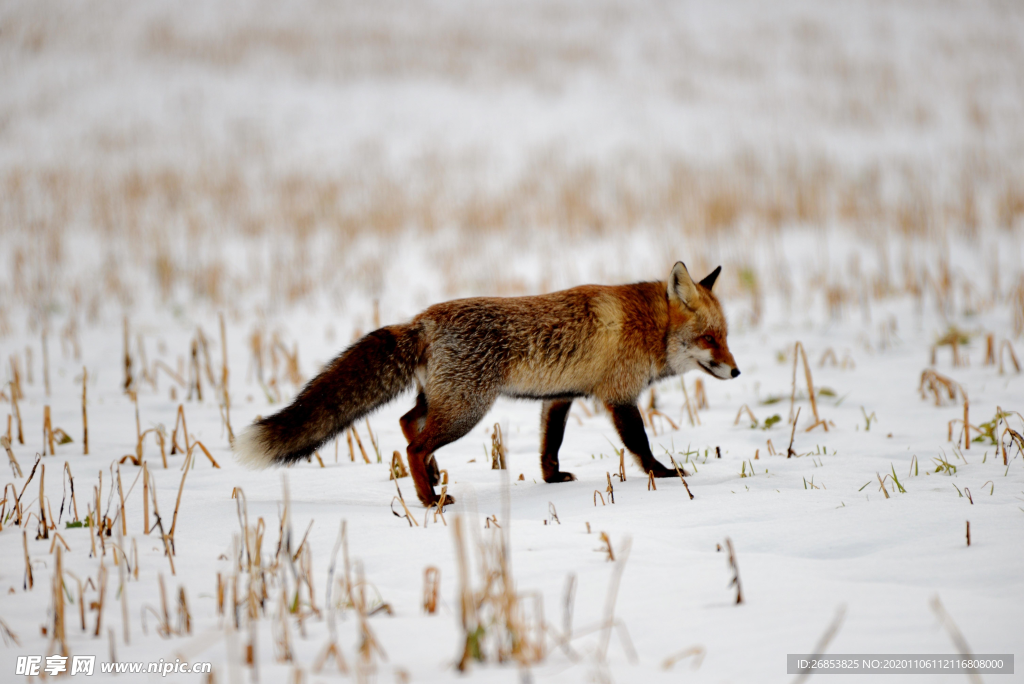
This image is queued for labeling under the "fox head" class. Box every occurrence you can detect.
[665,261,740,380]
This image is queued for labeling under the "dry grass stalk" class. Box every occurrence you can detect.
[364,419,380,463]
[999,340,1021,374]
[148,471,175,575]
[662,646,706,671]
[789,342,827,432]
[595,535,637,666]
[681,379,700,426]
[81,367,89,455]
[966,521,971,546]
[598,532,615,561]
[37,462,48,540]
[94,560,108,637]
[10,379,23,446]
[668,457,695,499]
[49,545,67,657]
[876,472,891,499]
[168,449,193,552]
[178,587,192,634]
[605,472,615,503]
[984,334,996,365]
[390,479,418,527]
[48,532,70,554]
[170,404,189,457]
[787,407,801,458]
[423,567,440,614]
[734,404,757,427]
[819,348,839,367]
[930,596,983,684]
[647,409,679,435]
[694,378,708,409]
[116,466,127,536]
[490,423,506,470]
[346,430,355,462]
[22,530,33,589]
[59,462,79,524]
[143,461,149,534]
[123,317,133,393]
[1,435,21,477]
[192,440,221,468]
[718,538,743,604]
[919,369,961,406]
[351,426,370,464]
[791,605,846,684]
[615,447,626,482]
[187,338,202,402]
[389,451,409,480]
[43,406,55,455]
[219,313,234,446]
[647,471,656,491]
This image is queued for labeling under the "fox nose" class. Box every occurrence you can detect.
[731,368,740,378]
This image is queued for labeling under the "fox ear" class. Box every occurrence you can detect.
[668,261,699,308]
[699,266,721,290]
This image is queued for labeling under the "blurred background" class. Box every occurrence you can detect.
[1,0,1022,333]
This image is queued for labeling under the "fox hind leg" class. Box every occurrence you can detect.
[400,391,441,485]
[407,395,496,507]
[607,403,689,477]
[399,390,428,442]
[540,399,577,483]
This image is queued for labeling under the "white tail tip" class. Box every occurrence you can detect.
[233,424,277,469]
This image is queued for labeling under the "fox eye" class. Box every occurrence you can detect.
[703,335,715,345]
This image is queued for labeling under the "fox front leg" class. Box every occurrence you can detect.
[539,399,577,483]
[607,403,689,477]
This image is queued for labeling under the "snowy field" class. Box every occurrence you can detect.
[1,0,1024,682]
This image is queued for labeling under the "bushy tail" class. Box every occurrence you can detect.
[234,323,422,468]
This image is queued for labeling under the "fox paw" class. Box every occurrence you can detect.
[420,493,456,508]
[544,471,577,483]
[651,466,686,478]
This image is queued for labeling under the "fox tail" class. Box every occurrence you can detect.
[234,323,421,468]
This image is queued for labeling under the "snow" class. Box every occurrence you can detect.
[1,0,1023,682]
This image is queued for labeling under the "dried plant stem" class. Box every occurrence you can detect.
[681,379,700,426]
[38,462,49,539]
[168,450,193,551]
[787,407,801,458]
[63,462,79,522]
[720,537,743,604]
[123,317,133,393]
[351,426,370,464]
[792,605,847,684]
[94,561,108,637]
[789,342,827,431]
[930,596,983,684]
[81,367,89,455]
[143,461,150,534]
[23,530,33,589]
[43,405,55,455]
[49,545,66,657]
[170,404,189,458]
[116,466,127,536]
[148,472,175,575]
[2,435,21,477]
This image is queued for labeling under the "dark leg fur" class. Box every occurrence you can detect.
[400,392,440,486]
[608,403,689,477]
[406,396,495,506]
[540,399,576,482]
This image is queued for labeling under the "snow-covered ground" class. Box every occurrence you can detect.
[1,0,1023,682]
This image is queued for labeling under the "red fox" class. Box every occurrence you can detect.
[235,262,739,507]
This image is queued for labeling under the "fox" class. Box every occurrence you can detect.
[234,262,740,507]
